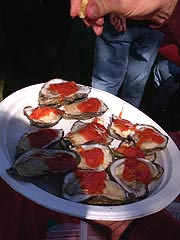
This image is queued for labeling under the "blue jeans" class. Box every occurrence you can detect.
[151,59,180,111]
[92,19,163,108]
[147,60,180,131]
[154,59,180,86]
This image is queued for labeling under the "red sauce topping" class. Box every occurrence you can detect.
[77,122,109,143]
[80,148,104,168]
[77,98,101,112]
[48,81,78,96]
[122,158,153,184]
[113,118,135,131]
[136,128,164,146]
[45,152,77,172]
[75,170,106,194]
[28,129,59,148]
[29,107,62,120]
[115,145,145,158]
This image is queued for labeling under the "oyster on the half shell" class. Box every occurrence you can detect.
[62,169,128,205]
[131,124,169,153]
[61,97,108,120]
[7,148,80,178]
[23,106,63,128]
[38,79,91,107]
[17,128,64,156]
[108,115,137,140]
[113,140,157,162]
[65,120,113,146]
[110,157,164,198]
[73,143,113,171]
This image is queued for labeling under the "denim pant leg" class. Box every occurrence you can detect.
[121,29,163,108]
[150,60,180,111]
[154,59,180,86]
[92,36,130,95]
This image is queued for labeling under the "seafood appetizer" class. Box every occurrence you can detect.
[65,120,113,146]
[110,157,164,198]
[38,79,91,107]
[7,148,80,178]
[6,80,170,208]
[113,141,156,162]
[108,115,137,140]
[23,106,64,128]
[108,115,168,153]
[16,128,64,156]
[73,143,113,171]
[61,97,108,120]
[63,169,128,205]
[131,124,169,153]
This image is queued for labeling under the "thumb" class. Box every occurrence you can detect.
[86,0,113,19]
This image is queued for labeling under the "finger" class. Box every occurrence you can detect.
[92,24,103,35]
[116,19,123,32]
[94,17,104,27]
[83,16,104,26]
[121,17,127,31]
[86,0,113,20]
[70,0,81,17]
[84,17,104,34]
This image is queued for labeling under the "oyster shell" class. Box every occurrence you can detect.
[108,115,137,140]
[110,158,164,198]
[113,140,156,162]
[23,106,63,128]
[73,143,113,171]
[61,97,108,120]
[7,148,80,178]
[65,120,113,146]
[108,115,168,153]
[62,169,127,204]
[38,79,91,107]
[132,124,169,153]
[17,128,64,156]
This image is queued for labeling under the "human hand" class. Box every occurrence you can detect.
[70,0,178,34]
[109,14,126,32]
[70,0,104,35]
[86,219,132,240]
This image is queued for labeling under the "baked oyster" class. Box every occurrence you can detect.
[73,143,113,171]
[65,120,113,146]
[108,115,168,153]
[62,169,128,205]
[113,140,156,162]
[23,106,63,128]
[7,148,80,178]
[61,97,108,120]
[17,128,64,156]
[108,115,137,140]
[110,157,164,198]
[38,79,91,107]
[131,124,169,153]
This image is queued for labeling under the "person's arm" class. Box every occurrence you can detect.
[160,0,180,48]
[86,219,132,240]
[70,0,178,37]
